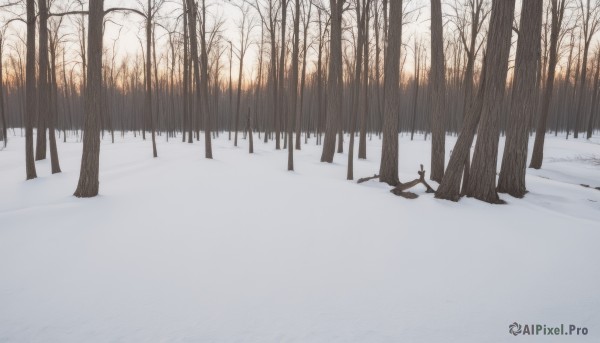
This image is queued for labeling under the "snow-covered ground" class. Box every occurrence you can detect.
[0,131,599,342]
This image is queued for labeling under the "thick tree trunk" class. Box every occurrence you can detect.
[25,0,37,180]
[497,0,543,197]
[378,0,402,186]
[429,0,446,182]
[320,0,344,163]
[74,0,103,197]
[464,0,516,204]
[435,60,487,201]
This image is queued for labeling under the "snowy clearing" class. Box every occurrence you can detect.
[1,132,599,342]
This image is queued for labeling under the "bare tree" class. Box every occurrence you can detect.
[464,0,516,203]
[573,0,600,138]
[288,0,300,170]
[378,0,402,185]
[429,0,446,182]
[530,0,568,168]
[35,0,50,161]
[25,0,37,179]
[497,0,543,197]
[357,0,370,159]
[74,0,103,197]
[295,0,312,150]
[321,0,344,163]
[233,4,255,147]
[348,0,368,179]
[186,0,212,158]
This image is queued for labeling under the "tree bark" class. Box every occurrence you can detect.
[435,59,487,201]
[49,30,61,173]
[74,0,103,197]
[278,0,288,151]
[146,0,157,157]
[288,0,300,170]
[320,0,344,162]
[199,0,212,158]
[358,1,370,159]
[497,0,543,197]
[429,0,446,182]
[464,0,516,204]
[25,0,37,180]
[378,0,402,186]
[348,0,365,180]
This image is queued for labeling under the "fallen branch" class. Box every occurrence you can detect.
[357,174,380,183]
[357,165,437,199]
[390,165,436,199]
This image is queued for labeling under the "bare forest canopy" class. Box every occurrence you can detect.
[0,0,599,202]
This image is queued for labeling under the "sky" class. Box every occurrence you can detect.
[1,0,597,85]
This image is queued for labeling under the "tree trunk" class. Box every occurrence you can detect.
[25,0,37,180]
[248,107,254,153]
[198,0,212,158]
[347,1,364,180]
[378,0,402,186]
[74,0,103,197]
[182,0,190,142]
[320,0,344,163]
[288,0,300,171]
[0,36,7,148]
[186,0,212,158]
[234,44,244,147]
[358,1,370,159]
[497,0,543,197]
[278,0,288,151]
[295,1,312,150]
[146,0,157,157]
[429,0,446,182]
[587,54,600,139]
[49,33,61,174]
[435,58,488,201]
[465,0,516,203]
[35,0,51,162]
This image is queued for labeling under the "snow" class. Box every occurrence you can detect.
[0,131,599,342]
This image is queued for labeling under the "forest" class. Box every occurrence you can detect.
[0,0,598,201]
[0,0,599,342]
